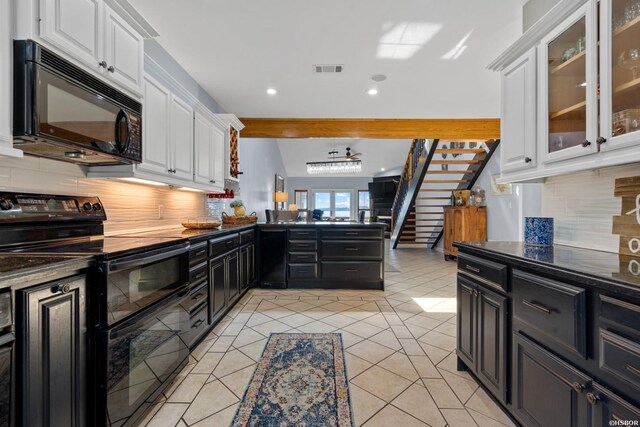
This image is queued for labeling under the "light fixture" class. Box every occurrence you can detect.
[371,74,387,82]
[266,88,277,95]
[273,191,288,210]
[306,160,362,174]
[380,167,386,171]
[367,88,378,96]
[177,187,204,192]
[119,177,166,186]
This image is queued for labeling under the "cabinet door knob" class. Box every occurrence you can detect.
[571,382,584,393]
[99,60,107,68]
[524,157,532,163]
[56,283,71,294]
[596,137,607,145]
[107,66,115,73]
[586,392,599,406]
[581,140,591,147]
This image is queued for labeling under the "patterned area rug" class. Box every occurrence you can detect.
[231,333,354,427]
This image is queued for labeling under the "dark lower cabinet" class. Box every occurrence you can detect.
[17,275,87,427]
[513,333,592,427]
[228,251,239,303]
[240,244,255,291]
[590,383,640,426]
[456,275,507,404]
[210,256,227,323]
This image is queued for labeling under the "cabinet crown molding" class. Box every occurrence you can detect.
[104,0,159,38]
[488,0,587,71]
[218,114,245,131]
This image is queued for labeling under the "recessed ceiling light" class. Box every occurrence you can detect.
[367,88,378,96]
[371,74,387,82]
[266,88,277,95]
[380,167,386,171]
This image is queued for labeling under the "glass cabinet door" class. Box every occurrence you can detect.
[541,3,599,163]
[600,0,640,151]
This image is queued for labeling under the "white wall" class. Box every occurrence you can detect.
[541,163,640,253]
[238,138,287,221]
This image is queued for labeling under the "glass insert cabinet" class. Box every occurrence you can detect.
[539,0,640,164]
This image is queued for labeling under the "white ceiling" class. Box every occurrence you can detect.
[277,139,412,177]
[129,0,522,118]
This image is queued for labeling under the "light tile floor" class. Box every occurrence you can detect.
[138,244,515,427]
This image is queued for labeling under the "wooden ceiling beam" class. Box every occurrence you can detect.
[239,118,500,140]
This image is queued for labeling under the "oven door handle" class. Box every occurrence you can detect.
[109,287,190,339]
[105,244,189,272]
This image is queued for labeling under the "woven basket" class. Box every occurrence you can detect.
[221,211,258,225]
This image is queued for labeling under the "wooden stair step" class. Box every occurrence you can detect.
[405,219,443,222]
[402,231,441,235]
[415,197,450,200]
[427,170,473,174]
[419,189,458,192]
[435,148,485,154]
[431,160,480,164]
[413,204,448,207]
[423,179,469,183]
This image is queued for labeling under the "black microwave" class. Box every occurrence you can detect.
[13,40,142,165]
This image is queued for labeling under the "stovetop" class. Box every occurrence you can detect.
[4,235,187,259]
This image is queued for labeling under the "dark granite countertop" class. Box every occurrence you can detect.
[454,241,640,297]
[0,255,94,289]
[257,221,386,227]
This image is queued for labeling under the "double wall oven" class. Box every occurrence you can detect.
[0,192,191,426]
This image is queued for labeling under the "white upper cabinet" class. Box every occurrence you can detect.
[490,0,640,182]
[170,95,194,181]
[0,0,22,156]
[539,2,599,164]
[34,0,155,97]
[40,0,102,69]
[500,47,537,173]
[193,108,225,189]
[139,74,171,175]
[599,0,640,153]
[103,4,144,95]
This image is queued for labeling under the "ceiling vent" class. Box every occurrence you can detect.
[313,64,344,73]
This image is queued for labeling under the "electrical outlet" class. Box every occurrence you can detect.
[158,205,165,219]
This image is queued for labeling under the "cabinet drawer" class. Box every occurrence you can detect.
[591,383,640,425]
[189,281,208,310]
[189,262,208,285]
[321,228,383,239]
[240,229,255,244]
[289,240,318,251]
[599,329,640,394]
[288,263,318,279]
[289,229,317,240]
[321,261,382,281]
[513,269,587,358]
[321,240,382,259]
[189,242,208,267]
[599,294,640,332]
[190,303,209,347]
[458,253,508,292]
[209,234,239,258]
[289,252,318,263]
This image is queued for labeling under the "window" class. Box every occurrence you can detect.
[358,190,370,221]
[310,190,354,219]
[294,190,308,210]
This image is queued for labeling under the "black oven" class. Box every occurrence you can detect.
[13,40,142,165]
[95,242,191,426]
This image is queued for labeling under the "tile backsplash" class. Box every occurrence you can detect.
[0,155,206,234]
[542,163,640,253]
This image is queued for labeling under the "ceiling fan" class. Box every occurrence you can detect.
[330,147,362,160]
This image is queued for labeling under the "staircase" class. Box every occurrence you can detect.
[390,139,500,249]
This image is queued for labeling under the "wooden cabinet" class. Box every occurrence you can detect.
[0,0,21,157]
[491,0,640,182]
[219,115,245,183]
[209,255,227,323]
[512,333,592,427]
[227,251,240,304]
[208,234,241,323]
[501,47,537,173]
[443,206,487,260]
[39,0,147,96]
[457,275,508,404]
[17,275,87,427]
[103,4,144,95]
[170,95,194,180]
[194,107,226,190]
[140,74,171,175]
[240,243,255,291]
[590,383,640,426]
